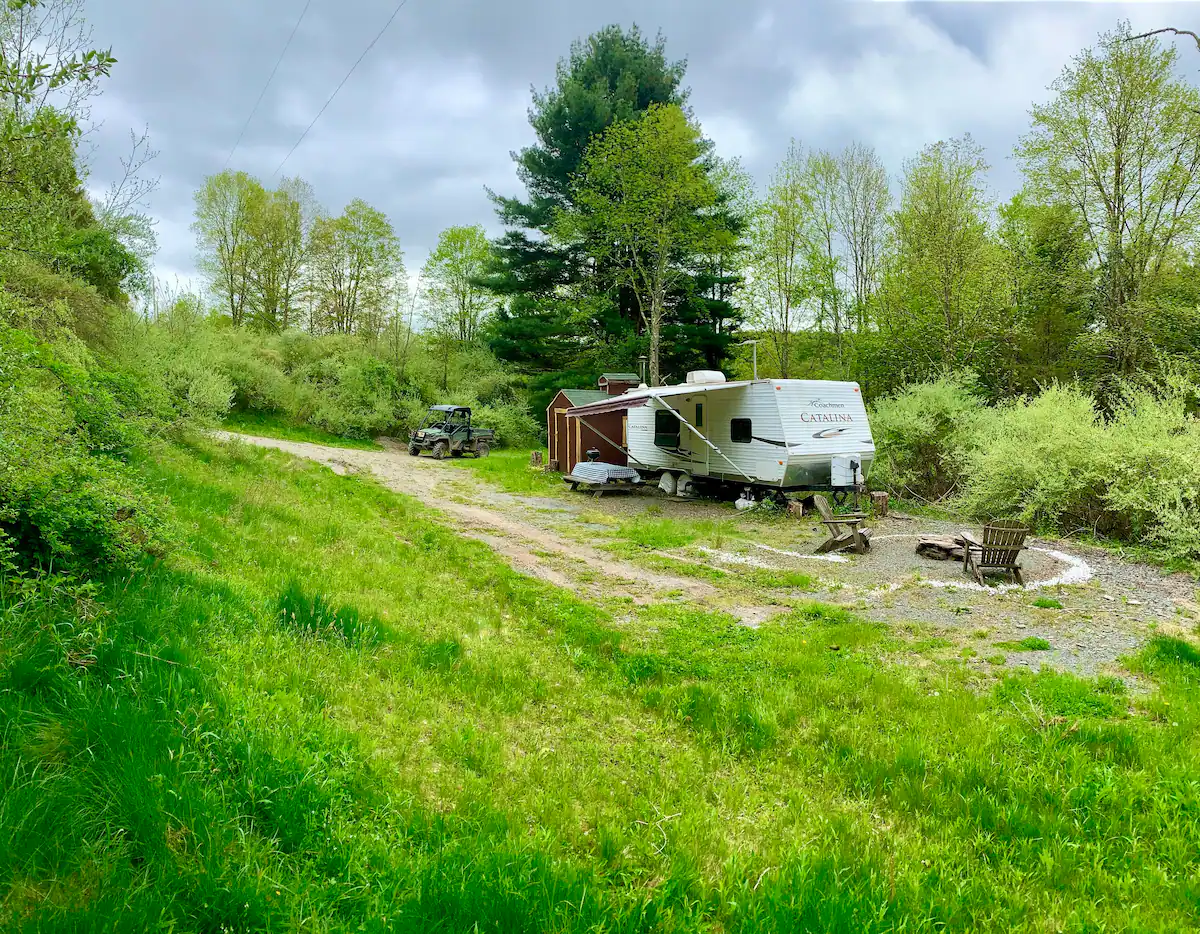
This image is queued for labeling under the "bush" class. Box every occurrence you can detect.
[955,377,1200,561]
[1103,374,1200,562]
[957,384,1110,530]
[868,375,986,500]
[0,253,115,349]
[0,325,171,572]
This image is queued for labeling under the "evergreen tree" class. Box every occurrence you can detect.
[482,25,687,374]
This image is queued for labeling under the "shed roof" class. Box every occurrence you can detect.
[558,389,609,407]
[599,372,641,382]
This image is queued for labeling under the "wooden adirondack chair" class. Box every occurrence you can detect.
[813,494,871,555]
[961,519,1030,585]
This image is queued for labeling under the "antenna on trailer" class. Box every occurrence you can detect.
[739,340,760,380]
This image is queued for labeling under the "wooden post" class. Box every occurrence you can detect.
[870,491,889,518]
[530,451,544,468]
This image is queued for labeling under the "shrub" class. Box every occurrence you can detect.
[117,310,234,424]
[1103,374,1200,562]
[956,375,1200,561]
[957,384,1110,530]
[868,375,986,500]
[0,253,115,349]
[0,326,171,572]
[471,400,540,448]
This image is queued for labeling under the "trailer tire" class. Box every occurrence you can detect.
[475,441,490,458]
[431,441,448,460]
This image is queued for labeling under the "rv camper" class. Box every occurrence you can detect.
[564,371,874,497]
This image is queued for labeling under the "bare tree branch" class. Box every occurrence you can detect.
[1127,27,1200,51]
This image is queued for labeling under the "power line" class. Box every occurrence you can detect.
[222,0,314,170]
[271,0,412,179]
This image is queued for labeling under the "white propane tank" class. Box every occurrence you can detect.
[831,454,864,487]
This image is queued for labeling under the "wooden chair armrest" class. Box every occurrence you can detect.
[960,531,982,547]
[820,518,863,528]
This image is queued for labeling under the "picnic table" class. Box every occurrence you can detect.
[564,462,642,498]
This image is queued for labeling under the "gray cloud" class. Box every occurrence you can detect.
[83,0,1193,288]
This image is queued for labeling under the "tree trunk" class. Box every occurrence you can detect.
[649,296,662,387]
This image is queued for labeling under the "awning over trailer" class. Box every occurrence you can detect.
[564,395,650,418]
[565,379,757,418]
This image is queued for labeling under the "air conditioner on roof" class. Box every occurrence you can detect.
[685,370,726,385]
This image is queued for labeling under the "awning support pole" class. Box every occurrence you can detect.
[565,414,640,465]
[649,397,755,483]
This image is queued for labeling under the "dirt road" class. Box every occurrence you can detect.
[214,432,733,612]
[215,433,1197,677]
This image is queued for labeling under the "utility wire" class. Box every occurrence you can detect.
[222,0,314,170]
[271,0,412,178]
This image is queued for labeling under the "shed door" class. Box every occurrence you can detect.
[553,407,567,466]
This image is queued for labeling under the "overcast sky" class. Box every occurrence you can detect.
[83,0,1195,289]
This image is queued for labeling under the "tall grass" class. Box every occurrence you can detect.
[2,438,1198,930]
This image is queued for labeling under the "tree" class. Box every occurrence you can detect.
[245,177,314,331]
[0,0,114,132]
[873,136,1010,389]
[998,195,1095,393]
[804,149,849,371]
[192,170,263,327]
[1017,24,1200,375]
[484,25,687,371]
[421,225,493,344]
[93,127,158,277]
[742,142,810,379]
[835,142,890,329]
[306,199,403,337]
[564,103,729,386]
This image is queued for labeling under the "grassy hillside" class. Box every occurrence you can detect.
[3,438,1199,931]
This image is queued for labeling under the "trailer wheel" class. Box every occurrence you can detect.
[475,441,490,458]
[407,443,420,456]
[431,441,448,460]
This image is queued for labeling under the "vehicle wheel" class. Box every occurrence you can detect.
[475,441,490,458]
[431,441,448,460]
[407,443,420,456]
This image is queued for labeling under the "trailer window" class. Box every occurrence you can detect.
[654,409,681,448]
[731,418,752,443]
[695,403,704,428]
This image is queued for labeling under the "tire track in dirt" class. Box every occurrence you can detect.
[214,432,725,610]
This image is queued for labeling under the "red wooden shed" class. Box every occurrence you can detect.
[546,373,641,474]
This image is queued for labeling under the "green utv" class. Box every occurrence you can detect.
[408,405,494,459]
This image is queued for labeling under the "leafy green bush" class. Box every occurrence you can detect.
[0,325,171,572]
[957,384,1109,529]
[1103,374,1200,562]
[957,375,1200,561]
[116,300,234,424]
[868,375,986,500]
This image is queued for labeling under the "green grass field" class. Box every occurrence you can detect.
[3,438,1199,930]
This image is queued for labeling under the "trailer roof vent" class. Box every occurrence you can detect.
[685,370,727,385]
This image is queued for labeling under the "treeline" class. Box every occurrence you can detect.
[178,166,524,439]
[484,23,1200,410]
[192,173,403,336]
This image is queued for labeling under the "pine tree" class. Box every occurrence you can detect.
[482,25,687,372]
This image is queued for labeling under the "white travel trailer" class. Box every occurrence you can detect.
[564,370,874,497]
